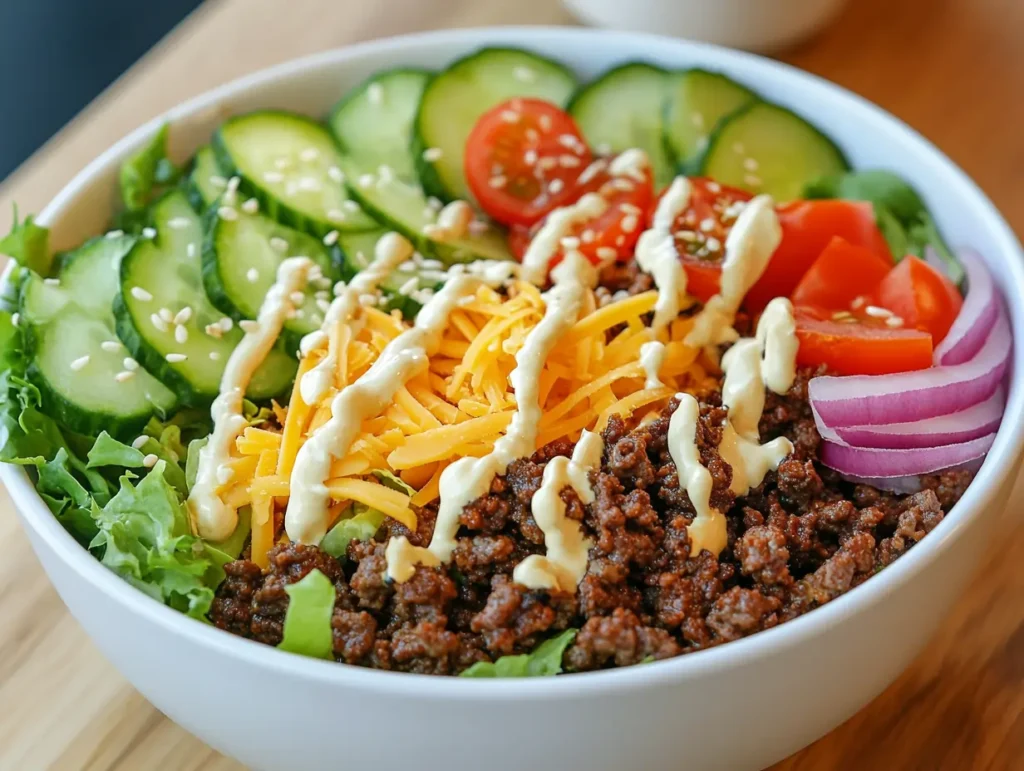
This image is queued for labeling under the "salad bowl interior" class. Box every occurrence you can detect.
[4,26,1024,771]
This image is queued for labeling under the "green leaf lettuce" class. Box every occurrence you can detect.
[460,629,577,678]
[278,568,336,660]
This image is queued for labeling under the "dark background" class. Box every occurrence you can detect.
[0,0,205,183]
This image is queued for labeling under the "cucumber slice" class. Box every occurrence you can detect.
[336,228,444,319]
[342,158,513,266]
[663,69,758,173]
[202,211,342,353]
[188,145,226,210]
[329,69,431,183]
[113,191,296,405]
[19,235,177,436]
[214,111,376,236]
[567,62,675,188]
[699,101,849,202]
[413,48,576,202]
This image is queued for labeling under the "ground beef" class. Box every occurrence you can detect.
[210,367,973,675]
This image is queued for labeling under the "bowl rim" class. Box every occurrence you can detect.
[5,24,1024,700]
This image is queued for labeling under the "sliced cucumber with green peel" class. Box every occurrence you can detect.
[213,111,376,236]
[19,235,177,436]
[567,62,675,188]
[113,191,296,405]
[664,69,758,173]
[329,69,431,182]
[187,145,226,210]
[699,101,849,202]
[202,210,342,353]
[413,48,576,202]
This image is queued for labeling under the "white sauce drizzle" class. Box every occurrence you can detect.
[685,195,781,349]
[385,251,597,582]
[607,148,650,182]
[513,430,603,591]
[286,266,498,545]
[189,256,312,541]
[668,298,798,557]
[424,200,473,242]
[299,232,412,405]
[519,193,608,285]
[635,175,692,387]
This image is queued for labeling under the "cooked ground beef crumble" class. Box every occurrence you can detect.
[210,369,973,675]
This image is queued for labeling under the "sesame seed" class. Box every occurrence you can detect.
[204,323,223,338]
[706,181,721,194]
[273,157,291,170]
[323,230,339,246]
[548,178,565,195]
[743,157,760,172]
[209,351,221,361]
[209,175,228,189]
[326,209,346,223]
[317,299,331,313]
[500,110,520,123]
[150,314,169,332]
[327,166,345,183]
[559,154,581,168]
[367,82,384,105]
[525,128,540,143]
[142,227,157,239]
[422,147,444,162]
[538,156,558,171]
[123,357,139,371]
[270,237,288,252]
[174,325,188,344]
[397,277,419,296]
[142,453,158,468]
[173,307,192,325]
[105,230,125,239]
[596,247,617,261]
[831,310,854,321]
[157,308,173,323]
[167,217,191,230]
[9,313,18,327]
[850,296,868,310]
[676,230,697,242]
[218,206,238,221]
[359,293,378,307]
[611,179,635,192]
[130,286,153,302]
[114,370,135,383]
[524,149,538,166]
[262,170,285,184]
[732,142,746,154]
[620,203,642,216]
[513,65,536,82]
[290,291,306,306]
[581,229,596,244]
[239,320,259,334]
[743,174,762,187]
[420,258,443,270]
[131,436,148,450]
[705,237,722,252]
[246,268,260,282]
[241,198,259,214]
[43,278,60,286]
[70,355,90,371]
[621,215,639,233]
[578,160,607,185]
[561,236,581,250]
[297,177,321,192]
[343,200,361,213]
[219,317,234,332]
[165,353,187,363]
[595,142,612,155]
[865,305,893,318]
[539,114,552,132]
[489,175,508,189]
[299,147,320,162]
[187,243,197,258]
[699,218,716,233]
[886,316,905,328]
[358,174,376,189]
[100,340,121,353]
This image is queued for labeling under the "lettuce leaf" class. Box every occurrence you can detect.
[460,629,577,678]
[0,206,50,275]
[86,431,146,468]
[184,437,208,491]
[120,124,180,211]
[89,461,214,618]
[320,504,385,559]
[371,468,415,495]
[278,568,336,659]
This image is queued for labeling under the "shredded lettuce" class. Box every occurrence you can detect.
[278,568,336,659]
[120,124,181,211]
[460,629,577,678]
[371,468,415,495]
[0,206,50,275]
[86,431,146,468]
[90,460,215,618]
[184,436,208,491]
[320,504,385,559]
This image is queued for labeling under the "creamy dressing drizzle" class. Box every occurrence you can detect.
[286,264,498,545]
[519,193,608,285]
[299,232,412,405]
[635,175,692,387]
[669,297,798,557]
[685,195,781,349]
[385,252,597,582]
[513,430,603,591]
[189,256,312,541]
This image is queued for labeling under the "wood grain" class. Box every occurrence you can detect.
[0,0,1020,769]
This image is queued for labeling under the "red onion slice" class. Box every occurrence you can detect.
[933,248,998,365]
[818,385,1004,449]
[820,432,995,478]
[809,307,1010,427]
[834,456,987,495]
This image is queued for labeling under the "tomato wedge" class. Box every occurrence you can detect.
[875,256,963,343]
[504,156,655,268]
[790,237,892,311]
[465,98,592,227]
[745,200,893,311]
[794,306,933,376]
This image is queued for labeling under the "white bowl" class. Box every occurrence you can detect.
[5,27,1024,771]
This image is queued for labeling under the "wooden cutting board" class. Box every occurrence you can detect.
[0,0,1021,768]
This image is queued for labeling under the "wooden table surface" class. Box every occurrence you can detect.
[0,0,1021,768]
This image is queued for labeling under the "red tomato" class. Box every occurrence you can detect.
[875,256,963,343]
[745,200,894,311]
[794,306,934,376]
[503,157,655,269]
[790,237,892,311]
[465,98,592,227]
